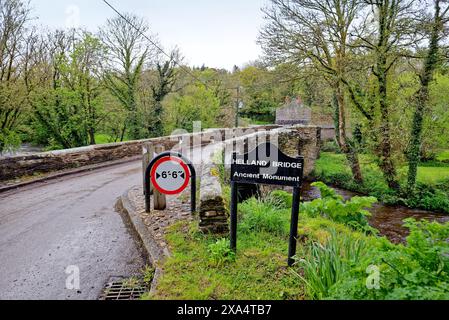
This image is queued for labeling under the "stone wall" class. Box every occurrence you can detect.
[276,100,312,126]
[0,124,326,188]
[320,125,337,142]
[198,144,230,234]
[0,137,178,182]
[0,125,284,183]
[198,126,322,234]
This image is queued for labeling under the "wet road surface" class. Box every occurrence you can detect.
[0,161,145,300]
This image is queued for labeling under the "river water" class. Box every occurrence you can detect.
[0,144,44,158]
[301,182,449,243]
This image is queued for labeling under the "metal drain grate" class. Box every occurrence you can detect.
[101,278,148,300]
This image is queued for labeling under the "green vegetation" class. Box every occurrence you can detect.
[2,0,305,155]
[146,184,449,300]
[147,219,303,300]
[295,230,370,300]
[299,218,449,300]
[94,134,129,145]
[437,150,449,163]
[301,182,378,234]
[208,239,236,267]
[314,152,449,213]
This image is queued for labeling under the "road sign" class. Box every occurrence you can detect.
[150,156,191,195]
[231,142,304,187]
[230,142,304,267]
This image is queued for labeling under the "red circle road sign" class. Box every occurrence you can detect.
[150,156,191,195]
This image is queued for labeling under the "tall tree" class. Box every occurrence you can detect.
[100,13,154,141]
[260,0,364,183]
[0,0,32,152]
[61,32,106,145]
[407,0,449,192]
[31,30,90,149]
[148,49,179,137]
[351,0,419,190]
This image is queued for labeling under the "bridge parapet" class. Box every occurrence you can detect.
[198,125,322,234]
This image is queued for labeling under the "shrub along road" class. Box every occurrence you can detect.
[0,161,145,300]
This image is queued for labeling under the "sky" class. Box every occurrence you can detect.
[31,0,268,71]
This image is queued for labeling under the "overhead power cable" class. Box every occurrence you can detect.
[101,0,210,89]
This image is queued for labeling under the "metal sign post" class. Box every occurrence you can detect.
[144,152,196,214]
[230,142,304,267]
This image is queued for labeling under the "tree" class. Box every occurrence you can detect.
[147,49,179,138]
[164,84,221,133]
[100,13,155,141]
[61,32,106,145]
[259,0,364,183]
[31,30,89,149]
[406,0,449,192]
[348,0,420,190]
[0,0,32,153]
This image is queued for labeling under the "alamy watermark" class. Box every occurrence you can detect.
[65,5,80,29]
[65,265,80,291]
[366,265,380,290]
[165,121,282,169]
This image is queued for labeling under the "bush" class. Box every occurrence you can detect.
[301,182,378,234]
[402,183,449,213]
[325,219,449,300]
[313,152,449,214]
[321,141,341,153]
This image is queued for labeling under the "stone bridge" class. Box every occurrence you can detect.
[198,125,321,233]
[0,125,326,185]
[0,124,323,299]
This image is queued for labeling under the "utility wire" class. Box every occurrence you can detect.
[101,1,296,97]
[101,0,210,90]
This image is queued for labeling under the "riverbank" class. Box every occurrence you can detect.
[302,182,449,243]
[313,152,449,214]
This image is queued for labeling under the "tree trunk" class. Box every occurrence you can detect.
[120,123,127,142]
[375,3,400,191]
[407,0,442,192]
[334,85,364,184]
[377,58,400,191]
[89,128,96,145]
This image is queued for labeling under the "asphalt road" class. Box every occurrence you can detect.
[0,161,145,300]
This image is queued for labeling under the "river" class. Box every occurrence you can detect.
[1,144,45,158]
[301,182,449,243]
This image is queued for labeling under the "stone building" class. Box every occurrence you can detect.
[276,97,312,126]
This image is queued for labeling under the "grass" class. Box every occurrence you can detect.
[146,220,304,300]
[141,181,449,300]
[415,167,449,184]
[316,152,449,186]
[437,150,449,162]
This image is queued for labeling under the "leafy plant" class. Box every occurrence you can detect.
[208,238,235,266]
[294,229,370,299]
[142,265,155,285]
[328,219,449,300]
[301,182,378,233]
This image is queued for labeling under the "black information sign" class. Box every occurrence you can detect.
[230,143,304,266]
[231,143,304,187]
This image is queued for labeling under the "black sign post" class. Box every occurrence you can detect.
[230,143,304,267]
